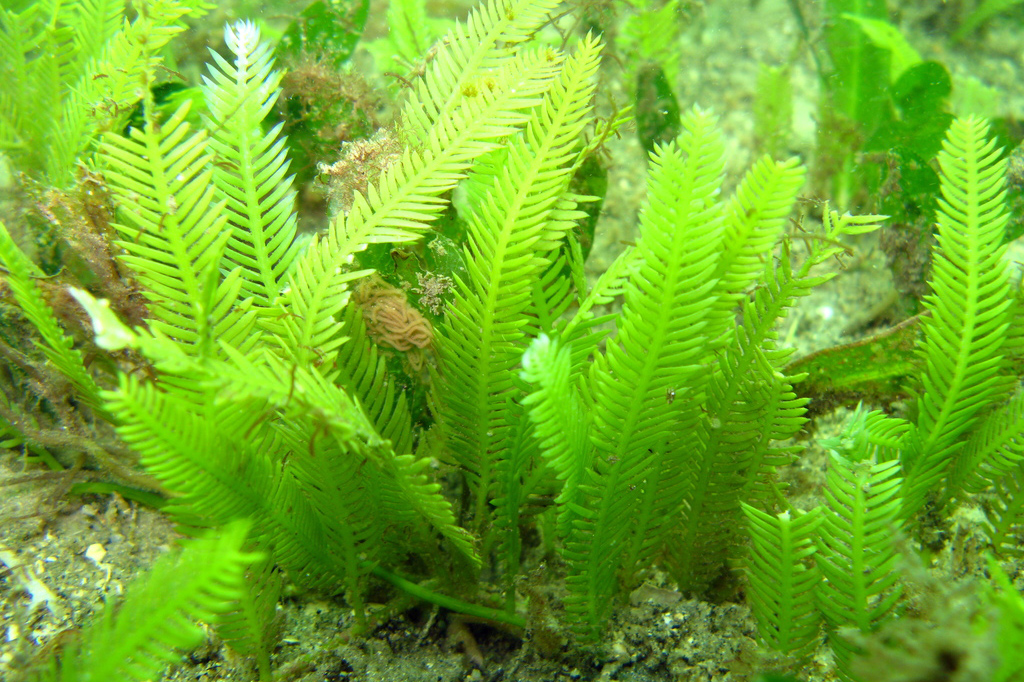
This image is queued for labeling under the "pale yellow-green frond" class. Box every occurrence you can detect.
[202,21,300,309]
[399,0,562,148]
[99,102,254,360]
[431,35,601,525]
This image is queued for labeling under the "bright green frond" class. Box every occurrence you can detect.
[268,420,386,617]
[958,389,1024,494]
[332,46,562,255]
[590,108,725,460]
[670,342,807,593]
[0,2,64,175]
[106,374,353,594]
[213,344,475,566]
[365,0,450,73]
[278,47,562,364]
[562,441,659,640]
[985,469,1024,558]
[213,345,381,448]
[0,0,199,183]
[708,155,805,344]
[742,505,823,660]
[431,36,601,526]
[560,243,637,368]
[72,0,123,67]
[336,304,414,455]
[669,229,811,592]
[903,116,1014,518]
[816,452,904,680]
[821,405,909,464]
[521,334,592,533]
[215,556,281,680]
[100,101,252,358]
[399,0,562,147]
[202,20,299,308]
[269,234,370,368]
[582,110,726,590]
[384,453,482,567]
[490,404,538,607]
[55,0,201,184]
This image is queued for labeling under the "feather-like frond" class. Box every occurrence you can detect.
[561,439,658,639]
[742,505,823,661]
[100,102,254,359]
[562,109,728,638]
[202,21,299,308]
[268,420,385,619]
[181,340,478,566]
[214,555,281,680]
[589,109,724,460]
[707,155,805,344]
[399,0,562,147]
[670,343,807,593]
[821,405,909,465]
[560,243,637,369]
[382,453,481,567]
[431,36,601,526]
[106,374,355,594]
[903,116,1014,517]
[51,0,200,184]
[521,334,592,533]
[0,0,201,184]
[334,47,562,254]
[365,0,450,74]
[268,233,370,368]
[0,2,69,176]
[666,154,807,593]
[985,468,1024,558]
[72,0,123,68]
[212,344,382,448]
[663,206,883,592]
[335,304,414,455]
[276,47,561,365]
[958,389,1024,494]
[525,252,575,338]
[816,451,904,680]
[590,110,728,587]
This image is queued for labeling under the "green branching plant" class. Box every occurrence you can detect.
[743,117,1024,681]
[203,20,301,309]
[5,0,1024,680]
[745,408,907,680]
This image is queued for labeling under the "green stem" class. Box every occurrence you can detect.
[366,563,526,629]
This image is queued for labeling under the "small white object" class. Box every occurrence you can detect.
[85,543,112,588]
[84,543,106,565]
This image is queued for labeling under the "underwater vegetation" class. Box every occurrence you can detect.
[3,0,1024,680]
